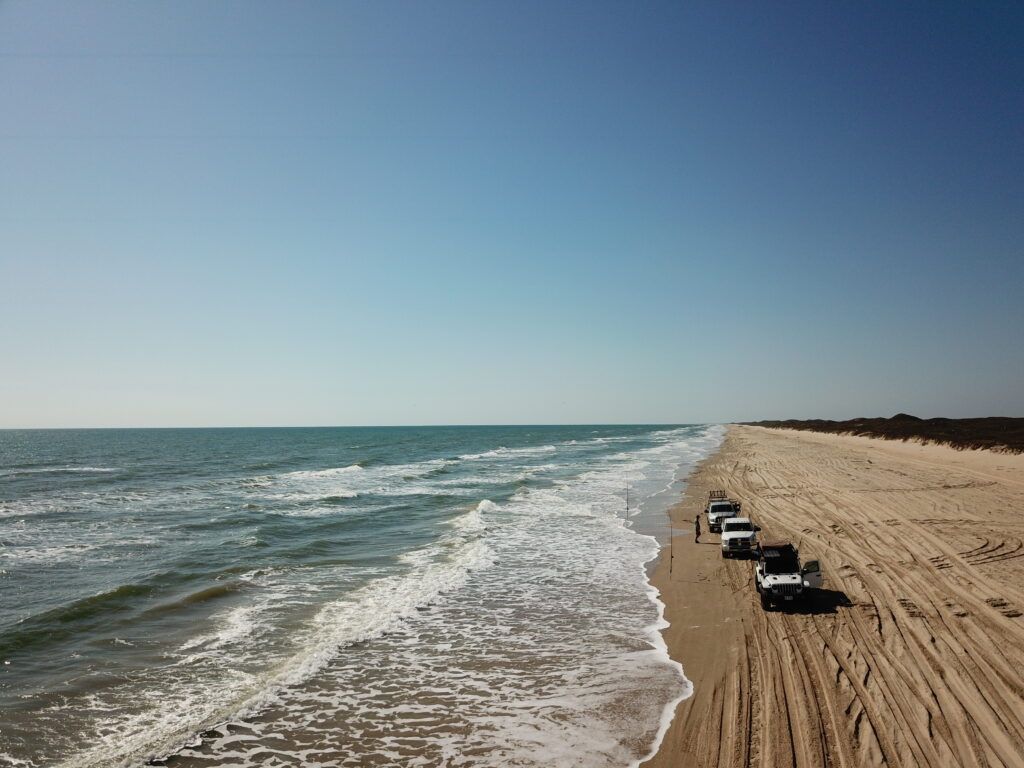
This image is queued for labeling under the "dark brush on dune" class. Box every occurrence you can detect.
[743,414,1024,454]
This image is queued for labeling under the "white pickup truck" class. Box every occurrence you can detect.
[754,542,823,610]
[705,490,741,533]
[720,517,760,558]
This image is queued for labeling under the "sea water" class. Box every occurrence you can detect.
[0,424,723,767]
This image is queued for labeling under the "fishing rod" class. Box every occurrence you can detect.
[670,517,674,575]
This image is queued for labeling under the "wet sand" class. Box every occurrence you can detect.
[645,425,1024,768]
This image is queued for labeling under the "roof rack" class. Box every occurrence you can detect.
[708,490,728,500]
[760,541,796,551]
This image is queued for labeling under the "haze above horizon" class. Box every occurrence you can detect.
[2,1,1022,428]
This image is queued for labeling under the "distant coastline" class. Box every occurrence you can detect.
[741,413,1024,453]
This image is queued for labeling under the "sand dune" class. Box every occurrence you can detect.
[646,425,1024,768]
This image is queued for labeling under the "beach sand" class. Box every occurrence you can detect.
[645,425,1024,768]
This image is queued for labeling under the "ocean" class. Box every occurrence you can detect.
[0,424,723,767]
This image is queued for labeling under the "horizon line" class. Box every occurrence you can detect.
[0,421,717,432]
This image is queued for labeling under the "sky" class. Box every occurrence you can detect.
[1,1,1022,427]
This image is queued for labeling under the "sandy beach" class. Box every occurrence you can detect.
[646,425,1024,768]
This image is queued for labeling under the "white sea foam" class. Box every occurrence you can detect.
[149,426,725,768]
[282,464,365,480]
[0,752,33,767]
[264,459,455,503]
[0,542,102,565]
[449,499,492,533]
[178,603,266,652]
[56,500,495,768]
[0,466,120,477]
[24,425,724,768]
[459,445,558,460]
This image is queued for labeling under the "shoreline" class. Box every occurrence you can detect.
[641,426,746,768]
[644,425,1024,767]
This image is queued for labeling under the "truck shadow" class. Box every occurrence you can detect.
[773,587,852,615]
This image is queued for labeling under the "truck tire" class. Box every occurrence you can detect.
[760,590,771,611]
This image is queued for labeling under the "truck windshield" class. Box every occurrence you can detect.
[710,505,733,514]
[725,522,752,532]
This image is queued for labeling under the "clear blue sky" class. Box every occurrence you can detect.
[1,1,1022,427]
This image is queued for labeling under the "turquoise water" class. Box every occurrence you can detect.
[0,425,722,767]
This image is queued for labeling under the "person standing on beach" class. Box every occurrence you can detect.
[694,514,701,543]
